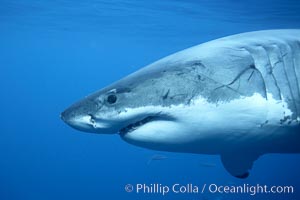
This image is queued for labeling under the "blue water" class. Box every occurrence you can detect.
[1,0,300,199]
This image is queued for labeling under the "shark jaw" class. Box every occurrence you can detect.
[118,115,174,136]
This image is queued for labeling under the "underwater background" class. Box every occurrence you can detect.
[1,0,300,199]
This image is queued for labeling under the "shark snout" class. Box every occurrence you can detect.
[60,104,79,124]
[60,109,70,124]
[60,97,104,132]
[60,107,78,127]
[60,103,118,134]
[60,105,95,133]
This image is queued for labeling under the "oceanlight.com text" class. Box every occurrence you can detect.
[124,183,294,196]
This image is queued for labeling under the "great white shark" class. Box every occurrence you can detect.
[61,30,300,178]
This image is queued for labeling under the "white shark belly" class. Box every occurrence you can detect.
[121,92,298,153]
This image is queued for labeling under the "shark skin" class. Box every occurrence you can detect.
[61,30,300,178]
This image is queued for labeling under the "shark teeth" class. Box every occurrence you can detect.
[119,116,155,135]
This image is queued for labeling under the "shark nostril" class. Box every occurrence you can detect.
[88,114,96,126]
[90,117,95,124]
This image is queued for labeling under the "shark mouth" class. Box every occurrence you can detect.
[119,116,156,135]
[119,114,175,135]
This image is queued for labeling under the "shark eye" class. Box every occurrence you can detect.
[107,94,117,104]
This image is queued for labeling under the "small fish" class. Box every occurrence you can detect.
[147,154,168,165]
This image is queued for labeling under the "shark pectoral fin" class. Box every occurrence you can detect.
[220,151,261,179]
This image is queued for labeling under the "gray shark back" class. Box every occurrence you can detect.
[153,29,300,119]
[114,30,300,118]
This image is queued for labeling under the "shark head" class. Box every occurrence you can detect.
[61,84,175,136]
[61,59,190,143]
